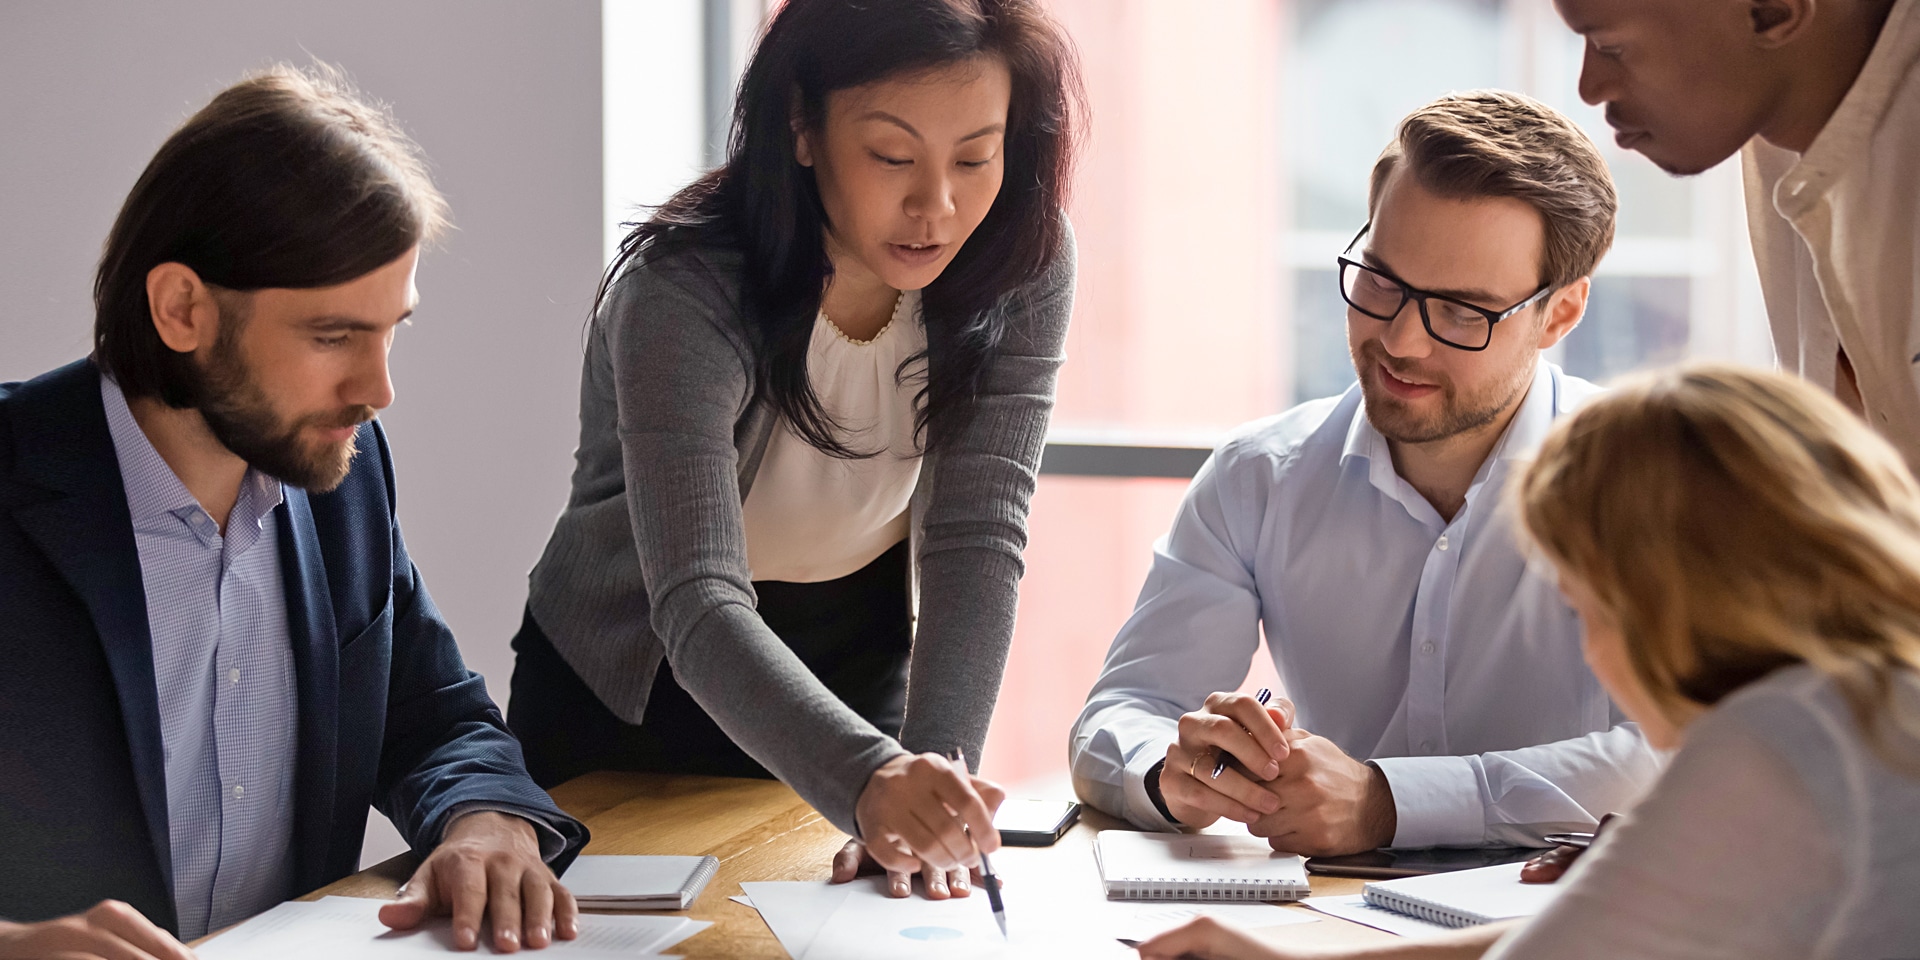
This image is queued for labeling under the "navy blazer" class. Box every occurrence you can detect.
[0,360,586,932]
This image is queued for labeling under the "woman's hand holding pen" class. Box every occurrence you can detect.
[837,753,1005,899]
[1159,690,1298,827]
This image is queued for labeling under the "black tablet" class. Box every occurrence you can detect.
[1304,845,1541,880]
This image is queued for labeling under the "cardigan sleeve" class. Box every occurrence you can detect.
[897,220,1077,766]
[605,250,908,836]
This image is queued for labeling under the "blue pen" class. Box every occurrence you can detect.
[950,749,1007,940]
[1212,687,1273,779]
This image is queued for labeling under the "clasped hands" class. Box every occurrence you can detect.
[831,752,1005,901]
[1159,691,1397,856]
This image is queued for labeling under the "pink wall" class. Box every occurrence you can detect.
[979,0,1290,790]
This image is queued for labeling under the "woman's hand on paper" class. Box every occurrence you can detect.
[843,753,1004,899]
[831,839,983,899]
[378,811,576,952]
[0,900,195,960]
[1160,692,1298,827]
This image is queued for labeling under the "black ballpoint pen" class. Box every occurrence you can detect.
[951,749,1007,939]
[1212,687,1273,779]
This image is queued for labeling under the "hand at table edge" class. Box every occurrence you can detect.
[377,810,577,952]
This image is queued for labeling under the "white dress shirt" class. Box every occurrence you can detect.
[1069,362,1660,847]
[1743,0,1920,468]
[742,290,927,583]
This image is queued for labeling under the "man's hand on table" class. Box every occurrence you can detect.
[1245,731,1397,857]
[831,753,1005,900]
[0,900,195,960]
[378,810,576,952]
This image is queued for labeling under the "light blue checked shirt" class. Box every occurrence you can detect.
[1070,363,1662,848]
[101,375,295,939]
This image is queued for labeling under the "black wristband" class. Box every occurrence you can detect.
[1143,758,1181,826]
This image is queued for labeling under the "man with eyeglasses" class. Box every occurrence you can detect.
[1068,92,1660,856]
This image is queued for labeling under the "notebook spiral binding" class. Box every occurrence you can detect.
[683,856,721,906]
[1106,878,1309,902]
[1361,888,1488,929]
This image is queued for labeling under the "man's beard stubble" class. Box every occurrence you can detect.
[186,316,375,493]
[1351,338,1533,446]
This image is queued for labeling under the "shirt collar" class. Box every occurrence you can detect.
[99,374,286,541]
[1339,361,1562,512]
[1774,0,1920,217]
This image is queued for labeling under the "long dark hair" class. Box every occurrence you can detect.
[599,0,1081,456]
[94,64,446,406]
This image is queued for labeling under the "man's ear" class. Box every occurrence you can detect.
[145,262,221,354]
[1535,276,1591,352]
[1748,0,1815,48]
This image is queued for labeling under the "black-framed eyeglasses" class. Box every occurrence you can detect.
[1335,222,1553,352]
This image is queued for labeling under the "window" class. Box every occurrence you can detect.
[979,0,1769,794]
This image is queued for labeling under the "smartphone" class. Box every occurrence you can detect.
[1304,846,1540,880]
[993,798,1081,846]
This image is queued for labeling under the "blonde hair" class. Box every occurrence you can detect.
[1369,90,1617,291]
[1518,364,1920,764]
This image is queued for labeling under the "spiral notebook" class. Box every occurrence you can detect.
[562,854,721,911]
[1361,861,1566,929]
[1094,831,1311,902]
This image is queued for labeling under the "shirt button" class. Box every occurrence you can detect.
[229,668,242,685]
[1419,740,1435,753]
[1436,535,1450,552]
[231,784,245,799]
[1421,641,1436,655]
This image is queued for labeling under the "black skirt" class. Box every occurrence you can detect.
[507,539,912,789]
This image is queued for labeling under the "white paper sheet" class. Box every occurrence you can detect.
[744,878,1193,959]
[196,896,710,959]
[1300,894,1455,939]
[738,881,856,959]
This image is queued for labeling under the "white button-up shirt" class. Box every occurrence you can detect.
[1069,363,1660,847]
[1743,0,1920,468]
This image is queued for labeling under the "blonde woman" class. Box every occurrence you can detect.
[1136,364,1920,960]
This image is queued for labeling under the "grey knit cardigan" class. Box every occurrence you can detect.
[524,225,1075,836]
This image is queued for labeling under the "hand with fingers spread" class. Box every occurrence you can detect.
[834,753,1005,899]
[377,811,576,952]
[1157,691,1298,827]
[0,900,196,960]
[830,840,984,901]
[1245,730,1398,857]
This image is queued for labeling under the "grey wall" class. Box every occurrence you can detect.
[1,1,604,862]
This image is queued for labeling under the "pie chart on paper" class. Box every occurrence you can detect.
[899,926,966,941]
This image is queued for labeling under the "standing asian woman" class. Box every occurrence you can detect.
[507,0,1081,900]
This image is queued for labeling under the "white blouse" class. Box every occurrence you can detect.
[741,290,927,583]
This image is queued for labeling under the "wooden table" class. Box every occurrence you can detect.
[288,772,1401,957]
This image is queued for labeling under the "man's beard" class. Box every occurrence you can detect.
[1351,339,1531,446]
[183,323,375,493]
